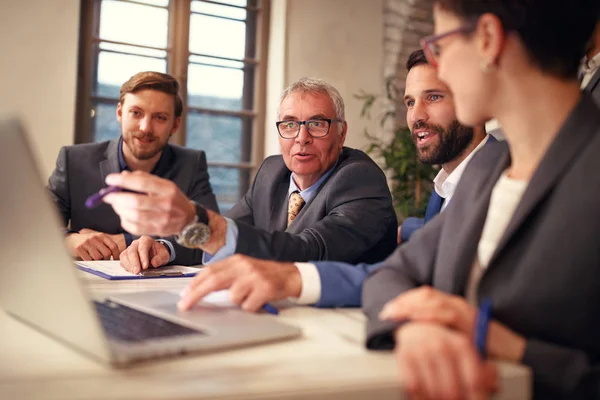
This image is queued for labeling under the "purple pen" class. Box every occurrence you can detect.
[85,186,122,208]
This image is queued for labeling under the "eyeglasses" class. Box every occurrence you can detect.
[276,118,343,139]
[420,23,476,67]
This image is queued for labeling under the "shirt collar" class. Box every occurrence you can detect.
[433,134,490,199]
[288,157,339,204]
[582,51,600,72]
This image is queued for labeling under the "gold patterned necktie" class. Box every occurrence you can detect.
[287,191,305,227]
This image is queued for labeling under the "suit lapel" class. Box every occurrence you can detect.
[447,150,510,295]
[584,67,600,95]
[99,138,121,182]
[269,179,290,232]
[486,96,599,268]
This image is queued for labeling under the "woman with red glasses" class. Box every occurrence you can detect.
[363,1,600,399]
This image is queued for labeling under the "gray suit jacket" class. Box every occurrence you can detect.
[173,147,398,265]
[47,138,219,235]
[584,66,600,106]
[363,94,600,399]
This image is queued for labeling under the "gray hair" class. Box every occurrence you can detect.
[278,77,346,121]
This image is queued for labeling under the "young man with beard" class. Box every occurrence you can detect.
[48,71,218,261]
[399,49,492,243]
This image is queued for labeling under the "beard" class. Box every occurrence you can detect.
[412,119,475,165]
[123,132,169,161]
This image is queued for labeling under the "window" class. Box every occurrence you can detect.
[76,0,269,212]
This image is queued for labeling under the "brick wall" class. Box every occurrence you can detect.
[383,0,434,128]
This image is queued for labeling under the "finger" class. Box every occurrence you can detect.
[137,237,154,270]
[150,243,170,268]
[178,268,236,311]
[91,237,113,260]
[398,350,421,397]
[79,228,96,234]
[240,282,275,313]
[101,235,121,260]
[228,279,253,306]
[105,171,171,197]
[77,248,93,261]
[379,288,432,320]
[118,211,183,237]
[433,342,463,400]
[119,248,132,272]
[414,349,445,399]
[125,241,142,274]
[454,339,484,396]
[83,242,104,260]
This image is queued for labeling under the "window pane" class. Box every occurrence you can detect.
[187,64,243,110]
[95,51,166,97]
[191,1,247,20]
[189,14,246,59]
[186,113,244,163]
[189,54,244,69]
[99,1,168,48]
[208,166,241,214]
[135,0,169,6]
[99,42,167,58]
[91,102,121,142]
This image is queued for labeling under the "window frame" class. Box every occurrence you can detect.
[75,0,270,201]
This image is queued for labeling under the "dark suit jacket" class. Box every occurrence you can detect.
[584,66,600,105]
[363,94,600,399]
[173,147,398,265]
[401,135,497,242]
[47,138,219,236]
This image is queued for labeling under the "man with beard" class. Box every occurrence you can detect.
[48,71,218,261]
[399,49,491,243]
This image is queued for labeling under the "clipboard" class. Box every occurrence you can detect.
[75,260,201,280]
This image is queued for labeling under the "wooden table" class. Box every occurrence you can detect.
[0,272,531,399]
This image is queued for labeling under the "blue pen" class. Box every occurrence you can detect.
[262,303,279,315]
[474,298,492,358]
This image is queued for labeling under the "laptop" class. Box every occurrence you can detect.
[0,118,302,366]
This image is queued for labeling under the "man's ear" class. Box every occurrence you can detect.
[476,13,505,68]
[116,102,123,123]
[338,121,348,147]
[170,116,181,135]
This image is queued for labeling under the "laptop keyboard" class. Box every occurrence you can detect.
[94,300,205,342]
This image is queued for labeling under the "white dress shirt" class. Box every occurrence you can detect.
[580,51,600,89]
[466,172,528,305]
[433,134,491,211]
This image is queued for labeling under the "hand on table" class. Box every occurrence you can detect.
[119,235,170,274]
[177,254,302,312]
[394,322,498,400]
[379,286,526,362]
[66,228,125,260]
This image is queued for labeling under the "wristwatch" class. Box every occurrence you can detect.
[175,202,211,249]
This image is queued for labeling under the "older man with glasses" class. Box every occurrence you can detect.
[106,77,398,297]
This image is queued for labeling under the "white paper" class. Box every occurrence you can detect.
[75,260,201,277]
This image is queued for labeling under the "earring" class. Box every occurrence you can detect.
[480,60,497,73]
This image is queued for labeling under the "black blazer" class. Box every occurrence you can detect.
[173,147,398,265]
[47,138,219,234]
[363,94,600,399]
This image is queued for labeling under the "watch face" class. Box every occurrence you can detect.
[184,223,210,248]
